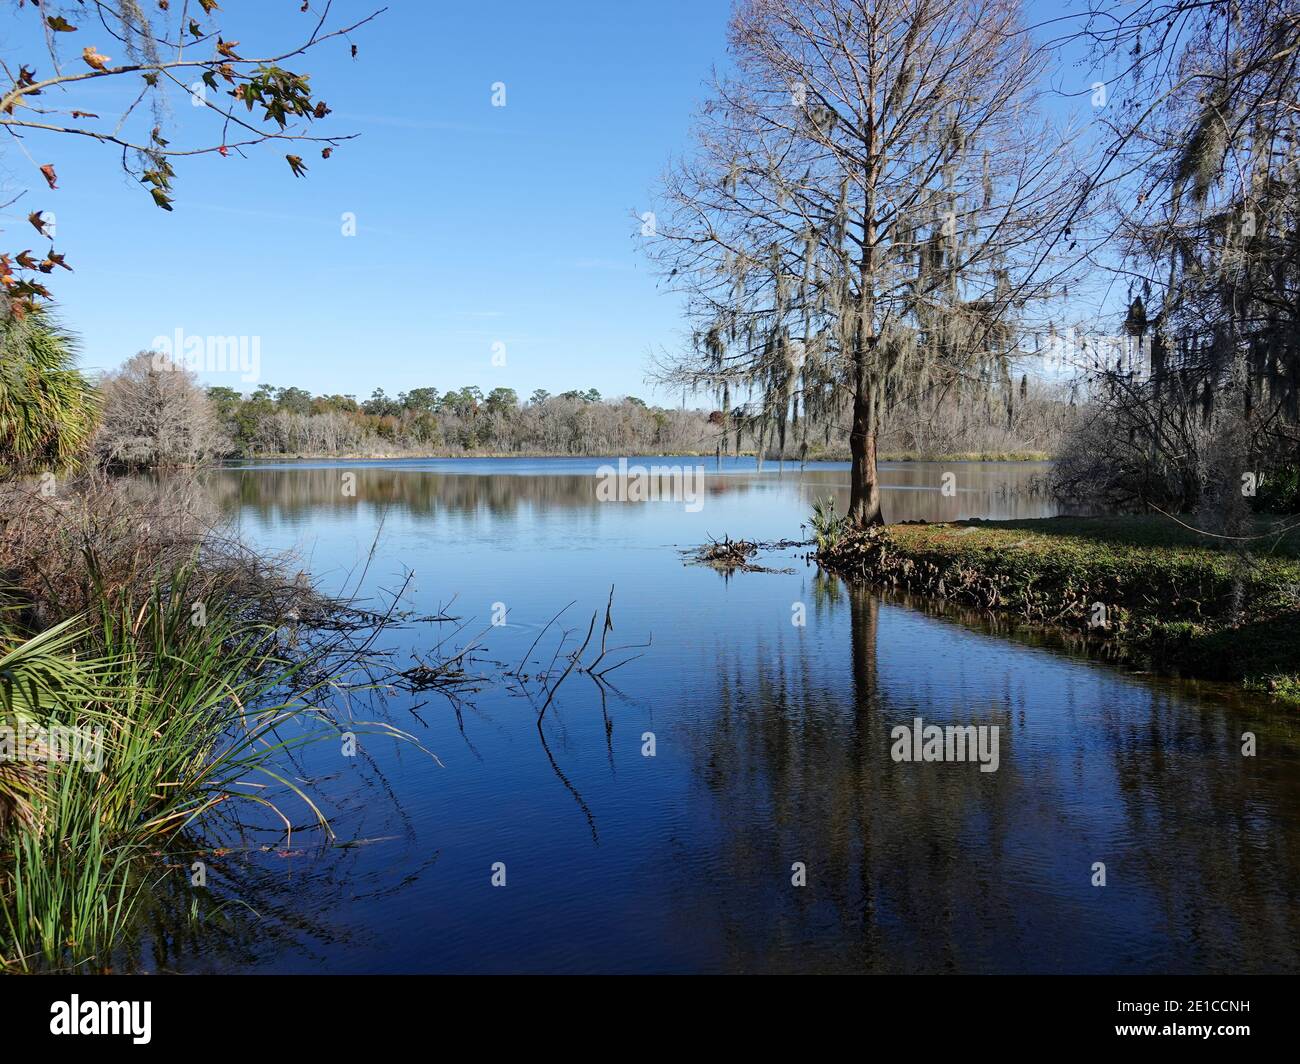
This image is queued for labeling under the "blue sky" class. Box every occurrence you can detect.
[2,0,1103,404]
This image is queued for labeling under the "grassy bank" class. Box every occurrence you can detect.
[816,515,1300,702]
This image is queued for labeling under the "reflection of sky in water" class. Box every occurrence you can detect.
[162,459,1299,974]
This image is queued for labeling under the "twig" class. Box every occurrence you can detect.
[514,599,575,678]
[537,610,597,722]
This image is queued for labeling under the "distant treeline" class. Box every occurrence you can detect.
[207,385,718,457]
[206,378,1073,460]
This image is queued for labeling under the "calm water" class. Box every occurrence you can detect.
[160,458,1299,974]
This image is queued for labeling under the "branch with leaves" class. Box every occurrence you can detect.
[1,0,385,318]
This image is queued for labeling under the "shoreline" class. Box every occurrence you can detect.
[815,516,1300,704]
[223,450,1054,464]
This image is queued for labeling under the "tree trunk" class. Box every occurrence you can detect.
[850,40,881,531]
[848,381,883,527]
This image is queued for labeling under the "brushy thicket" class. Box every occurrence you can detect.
[0,471,216,629]
[1050,388,1300,518]
[0,471,340,631]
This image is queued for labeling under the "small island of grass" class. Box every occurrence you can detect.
[815,515,1300,703]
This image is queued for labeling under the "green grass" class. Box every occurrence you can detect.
[0,563,424,972]
[952,513,1300,555]
[817,514,1300,702]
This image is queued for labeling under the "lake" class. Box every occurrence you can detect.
[160,457,1299,974]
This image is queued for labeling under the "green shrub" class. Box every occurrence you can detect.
[809,495,848,552]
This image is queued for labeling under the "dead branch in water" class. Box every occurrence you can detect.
[684,535,797,574]
[395,615,493,694]
[538,610,597,722]
[582,585,652,677]
[532,586,651,716]
[511,599,576,680]
[693,534,758,567]
[395,651,479,693]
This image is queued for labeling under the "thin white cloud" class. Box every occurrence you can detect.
[570,257,635,272]
[334,112,494,134]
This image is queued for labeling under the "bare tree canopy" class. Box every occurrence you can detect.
[647,0,1084,524]
[95,351,225,468]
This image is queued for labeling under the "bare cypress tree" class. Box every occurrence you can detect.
[647,0,1080,525]
[95,352,225,470]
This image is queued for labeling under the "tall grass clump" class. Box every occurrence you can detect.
[0,552,424,973]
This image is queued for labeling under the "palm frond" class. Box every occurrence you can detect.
[0,308,100,474]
